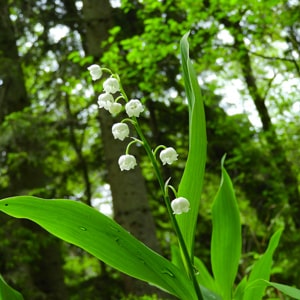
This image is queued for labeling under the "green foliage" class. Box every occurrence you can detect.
[242,229,283,300]
[211,157,241,300]
[0,196,196,300]
[0,274,24,300]
[177,32,207,258]
[0,34,300,300]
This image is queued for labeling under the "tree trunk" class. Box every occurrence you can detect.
[23,221,69,300]
[0,1,69,299]
[0,0,29,122]
[82,0,164,296]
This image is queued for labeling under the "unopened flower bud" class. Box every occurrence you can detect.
[112,123,130,141]
[118,154,137,171]
[125,99,144,117]
[87,64,102,80]
[171,197,190,214]
[103,78,120,94]
[159,147,178,165]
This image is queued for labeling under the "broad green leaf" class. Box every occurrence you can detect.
[0,274,24,300]
[171,245,221,300]
[242,279,300,300]
[243,228,283,300]
[211,157,241,300]
[199,285,222,300]
[265,281,300,299]
[0,196,197,300]
[194,256,219,294]
[171,244,186,271]
[178,32,207,258]
[233,277,248,300]
[172,247,222,300]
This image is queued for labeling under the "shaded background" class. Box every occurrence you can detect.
[0,0,299,299]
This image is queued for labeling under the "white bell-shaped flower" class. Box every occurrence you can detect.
[87,64,102,80]
[112,123,130,141]
[171,197,190,214]
[108,102,122,116]
[97,93,114,110]
[103,78,120,94]
[125,99,144,117]
[159,147,178,165]
[118,154,137,171]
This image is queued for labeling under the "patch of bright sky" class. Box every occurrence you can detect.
[49,25,70,43]
[75,1,83,10]
[217,28,234,45]
[110,0,121,7]
[210,24,300,128]
[199,72,262,128]
[91,184,113,217]
[199,27,262,128]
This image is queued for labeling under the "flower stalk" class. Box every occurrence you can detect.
[88,64,203,300]
[133,119,204,300]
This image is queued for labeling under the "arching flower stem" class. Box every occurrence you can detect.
[101,67,113,75]
[116,74,203,299]
[125,138,143,155]
[153,145,166,157]
[133,118,203,300]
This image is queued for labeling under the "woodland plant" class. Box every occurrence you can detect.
[0,33,300,300]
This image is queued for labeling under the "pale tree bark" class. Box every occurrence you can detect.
[82,0,165,296]
[0,1,68,299]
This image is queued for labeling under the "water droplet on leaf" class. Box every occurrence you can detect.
[136,253,146,264]
[79,226,87,231]
[110,225,121,233]
[193,265,199,275]
[161,268,175,277]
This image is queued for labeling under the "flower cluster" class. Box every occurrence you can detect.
[87,65,181,185]
[98,79,122,116]
[88,64,146,119]
[88,64,189,215]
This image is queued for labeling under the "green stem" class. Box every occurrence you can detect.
[117,77,203,299]
[134,120,204,300]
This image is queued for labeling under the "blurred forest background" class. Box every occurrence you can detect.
[0,0,299,299]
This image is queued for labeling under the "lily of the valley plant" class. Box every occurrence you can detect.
[1,33,300,300]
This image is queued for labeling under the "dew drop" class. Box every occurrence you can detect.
[79,226,87,231]
[193,265,199,275]
[161,268,175,277]
[136,253,146,265]
[110,225,121,233]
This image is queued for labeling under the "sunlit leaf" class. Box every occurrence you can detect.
[0,196,197,300]
[233,277,247,300]
[177,32,207,258]
[194,256,218,294]
[0,274,24,300]
[211,156,241,300]
[243,228,283,300]
[265,281,300,299]
[242,278,300,300]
